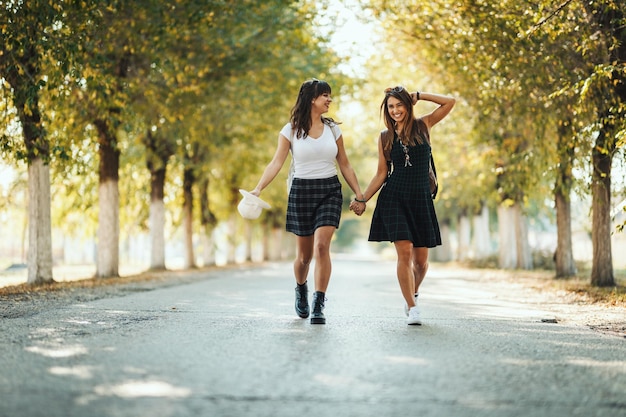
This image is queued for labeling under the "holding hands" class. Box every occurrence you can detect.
[350,199,366,216]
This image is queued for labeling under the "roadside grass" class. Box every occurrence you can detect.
[464,255,626,308]
[0,268,204,298]
[552,268,626,306]
[0,272,167,297]
[0,264,232,298]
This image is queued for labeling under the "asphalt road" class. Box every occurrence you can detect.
[1,258,625,417]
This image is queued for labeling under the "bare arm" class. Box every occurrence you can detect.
[411,91,456,130]
[251,134,291,196]
[335,135,364,200]
[360,135,390,202]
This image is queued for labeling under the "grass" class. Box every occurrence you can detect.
[463,257,626,308]
[0,269,178,297]
[549,268,626,306]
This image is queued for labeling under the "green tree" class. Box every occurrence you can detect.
[0,1,88,284]
[369,0,625,283]
[69,0,306,274]
[579,1,625,286]
[175,2,348,265]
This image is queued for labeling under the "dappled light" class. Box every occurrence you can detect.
[26,344,88,358]
[385,356,430,365]
[48,366,95,379]
[93,380,191,399]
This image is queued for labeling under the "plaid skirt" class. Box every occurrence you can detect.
[286,176,342,236]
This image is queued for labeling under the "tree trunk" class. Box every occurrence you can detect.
[471,204,491,259]
[262,225,269,261]
[554,119,577,278]
[262,224,273,261]
[590,128,614,286]
[555,190,576,277]
[27,158,53,284]
[244,221,253,262]
[283,233,296,260]
[201,226,216,267]
[583,0,623,286]
[198,176,217,267]
[182,167,196,269]
[498,204,517,269]
[269,227,283,261]
[227,214,237,264]
[457,213,471,261]
[514,205,532,270]
[144,129,173,270]
[6,55,54,285]
[149,167,166,270]
[431,220,453,262]
[94,120,120,278]
[21,211,28,264]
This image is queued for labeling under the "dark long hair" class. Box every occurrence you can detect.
[380,86,426,151]
[290,78,337,139]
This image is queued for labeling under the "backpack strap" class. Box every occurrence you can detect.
[380,129,394,177]
[380,128,393,162]
[381,120,437,199]
[330,122,340,140]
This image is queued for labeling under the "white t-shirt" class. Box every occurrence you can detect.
[281,122,342,179]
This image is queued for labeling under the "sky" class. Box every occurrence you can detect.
[322,0,378,78]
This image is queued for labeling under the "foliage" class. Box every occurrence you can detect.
[4,0,622,274]
[0,0,350,267]
[366,0,625,223]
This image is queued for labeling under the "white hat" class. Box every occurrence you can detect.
[237,189,271,220]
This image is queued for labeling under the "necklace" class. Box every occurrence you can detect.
[395,127,412,168]
[400,141,412,167]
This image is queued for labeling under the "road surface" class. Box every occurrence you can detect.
[1,258,624,417]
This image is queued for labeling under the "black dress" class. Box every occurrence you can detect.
[368,132,442,248]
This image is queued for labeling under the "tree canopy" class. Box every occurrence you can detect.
[1,0,624,285]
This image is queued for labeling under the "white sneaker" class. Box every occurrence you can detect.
[404,294,419,317]
[407,306,422,325]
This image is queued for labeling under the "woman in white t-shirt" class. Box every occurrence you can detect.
[249,79,364,324]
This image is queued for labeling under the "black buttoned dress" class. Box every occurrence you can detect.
[368,133,442,248]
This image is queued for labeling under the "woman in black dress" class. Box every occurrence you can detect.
[350,86,455,325]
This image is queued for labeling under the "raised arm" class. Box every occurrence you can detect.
[410,91,456,130]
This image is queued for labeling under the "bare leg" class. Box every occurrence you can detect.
[394,240,416,308]
[412,247,429,295]
[312,226,335,293]
[294,235,314,285]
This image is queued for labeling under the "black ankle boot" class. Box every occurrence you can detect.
[295,282,309,318]
[310,291,326,324]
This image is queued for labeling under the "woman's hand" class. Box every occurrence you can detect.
[350,200,366,216]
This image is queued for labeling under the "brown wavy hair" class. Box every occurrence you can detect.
[290,78,338,139]
[381,86,427,153]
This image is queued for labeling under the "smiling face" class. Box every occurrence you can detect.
[386,96,408,126]
[312,92,332,114]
